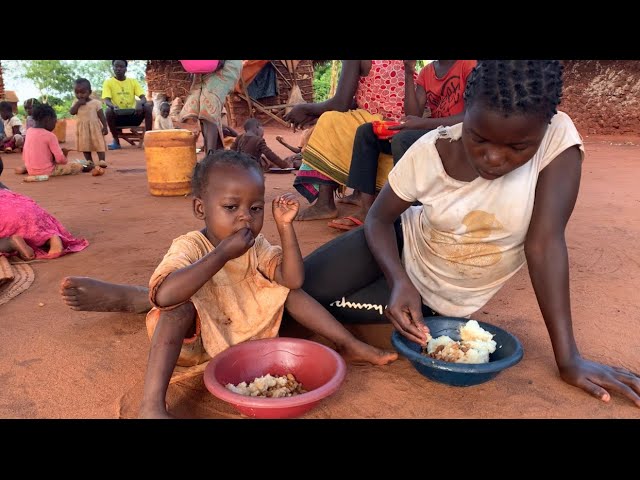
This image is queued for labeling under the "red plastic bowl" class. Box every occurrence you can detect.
[204,337,347,419]
[179,60,220,74]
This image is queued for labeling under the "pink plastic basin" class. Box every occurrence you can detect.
[179,60,220,74]
[204,337,347,419]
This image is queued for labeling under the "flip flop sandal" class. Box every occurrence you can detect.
[328,216,364,231]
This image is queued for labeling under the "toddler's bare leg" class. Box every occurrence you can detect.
[139,302,197,419]
[285,289,397,365]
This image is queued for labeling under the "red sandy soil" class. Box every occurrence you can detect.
[0,122,639,419]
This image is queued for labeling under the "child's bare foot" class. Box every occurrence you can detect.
[60,276,151,313]
[47,235,64,257]
[10,236,35,261]
[337,339,398,366]
[337,192,362,206]
[14,166,27,175]
[295,203,338,221]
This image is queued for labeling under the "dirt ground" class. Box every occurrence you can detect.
[1,121,639,419]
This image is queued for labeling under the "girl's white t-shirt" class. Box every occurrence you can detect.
[387,111,584,317]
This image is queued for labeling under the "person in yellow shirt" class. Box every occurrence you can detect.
[102,60,153,150]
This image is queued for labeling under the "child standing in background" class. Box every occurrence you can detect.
[153,102,174,130]
[70,78,108,169]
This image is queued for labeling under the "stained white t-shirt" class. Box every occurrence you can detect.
[387,111,584,317]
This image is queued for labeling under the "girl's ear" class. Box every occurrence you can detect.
[193,196,205,220]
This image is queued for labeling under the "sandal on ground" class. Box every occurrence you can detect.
[328,216,364,231]
[98,160,108,168]
[107,142,122,150]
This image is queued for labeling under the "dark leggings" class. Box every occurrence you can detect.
[299,222,437,324]
[346,125,432,195]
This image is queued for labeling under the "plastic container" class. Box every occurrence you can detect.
[53,119,66,143]
[179,60,220,74]
[371,120,401,140]
[391,316,524,387]
[144,129,197,196]
[204,338,346,419]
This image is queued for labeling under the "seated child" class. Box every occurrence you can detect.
[0,101,25,153]
[20,104,83,182]
[23,98,40,134]
[0,158,89,260]
[139,149,396,418]
[153,102,174,130]
[231,118,295,171]
[276,128,313,169]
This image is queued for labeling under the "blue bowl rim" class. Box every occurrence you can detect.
[391,316,524,374]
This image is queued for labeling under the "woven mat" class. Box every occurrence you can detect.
[0,257,35,306]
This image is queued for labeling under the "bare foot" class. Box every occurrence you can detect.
[60,276,151,313]
[47,235,64,258]
[14,166,27,175]
[138,403,174,419]
[10,236,35,261]
[338,339,398,366]
[295,203,338,221]
[337,191,362,206]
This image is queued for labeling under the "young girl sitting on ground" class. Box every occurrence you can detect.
[20,104,83,182]
[0,155,89,260]
[231,118,299,171]
[139,149,396,418]
[153,102,174,130]
[70,78,108,170]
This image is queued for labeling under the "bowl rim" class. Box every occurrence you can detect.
[203,337,347,409]
[391,316,524,374]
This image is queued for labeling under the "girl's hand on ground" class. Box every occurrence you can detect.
[273,193,299,225]
[217,227,255,261]
[385,280,429,345]
[559,356,640,407]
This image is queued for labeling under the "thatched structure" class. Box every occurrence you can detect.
[145,60,315,128]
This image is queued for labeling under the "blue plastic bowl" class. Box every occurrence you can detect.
[391,316,524,387]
